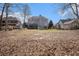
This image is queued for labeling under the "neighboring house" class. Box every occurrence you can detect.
[1,16,21,30]
[55,19,79,30]
[28,15,48,29]
[16,21,22,29]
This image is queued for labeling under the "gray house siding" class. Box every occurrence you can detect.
[28,15,48,29]
[56,19,79,30]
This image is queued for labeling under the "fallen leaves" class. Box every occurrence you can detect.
[0,29,79,56]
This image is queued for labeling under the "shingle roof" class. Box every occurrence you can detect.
[60,19,72,23]
[3,16,18,20]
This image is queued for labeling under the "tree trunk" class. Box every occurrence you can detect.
[5,4,9,31]
[0,4,5,30]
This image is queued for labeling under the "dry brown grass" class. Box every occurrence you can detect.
[0,29,79,56]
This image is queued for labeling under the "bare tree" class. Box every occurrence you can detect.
[23,4,30,23]
[0,3,31,30]
[0,3,13,31]
[0,3,6,30]
[61,3,79,19]
[5,3,12,31]
[13,4,30,28]
[20,4,30,28]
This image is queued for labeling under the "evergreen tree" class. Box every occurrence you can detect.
[48,20,53,29]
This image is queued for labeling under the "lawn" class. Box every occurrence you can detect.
[0,29,79,56]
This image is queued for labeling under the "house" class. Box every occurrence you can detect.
[27,15,48,29]
[55,19,79,30]
[1,16,21,30]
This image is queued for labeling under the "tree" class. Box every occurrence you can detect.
[5,3,12,31]
[0,3,31,30]
[0,3,21,31]
[61,3,79,19]
[0,3,6,30]
[19,4,30,28]
[0,3,13,31]
[48,20,53,29]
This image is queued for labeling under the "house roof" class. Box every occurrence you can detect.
[57,18,79,25]
[3,16,17,20]
[64,20,75,24]
[28,15,48,21]
[59,19,72,23]
[2,16,21,23]
[28,15,48,24]
[28,15,48,26]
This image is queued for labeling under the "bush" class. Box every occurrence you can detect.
[28,24,38,29]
